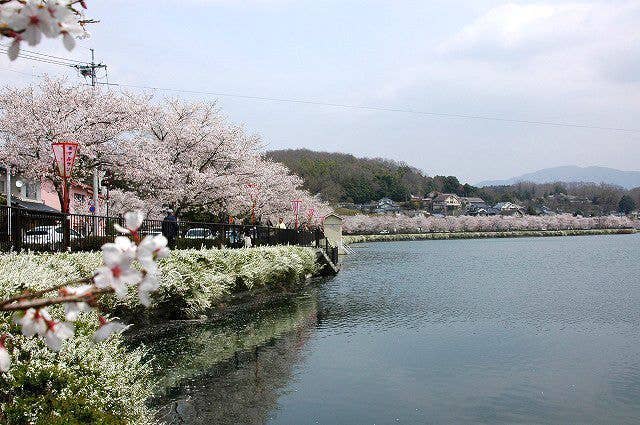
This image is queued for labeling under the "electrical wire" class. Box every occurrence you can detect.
[0,56,637,134]
[0,43,88,65]
[104,81,640,133]
[0,48,77,68]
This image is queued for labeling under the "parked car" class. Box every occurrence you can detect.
[184,228,214,239]
[23,226,82,245]
[141,227,163,237]
[380,229,390,234]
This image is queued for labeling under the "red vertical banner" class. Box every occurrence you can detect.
[52,141,79,214]
[52,141,79,180]
[291,199,302,229]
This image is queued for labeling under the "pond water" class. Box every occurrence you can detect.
[134,234,640,424]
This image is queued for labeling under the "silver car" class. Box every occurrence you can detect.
[23,226,81,245]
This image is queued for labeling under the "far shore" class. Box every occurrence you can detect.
[344,228,637,244]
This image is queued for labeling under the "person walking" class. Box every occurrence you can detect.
[162,209,179,249]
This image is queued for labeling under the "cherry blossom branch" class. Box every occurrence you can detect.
[0,285,112,311]
[0,277,92,307]
[0,0,92,60]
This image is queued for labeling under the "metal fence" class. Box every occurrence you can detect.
[0,206,334,259]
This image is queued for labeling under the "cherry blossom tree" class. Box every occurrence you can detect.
[0,0,91,60]
[342,213,640,234]
[0,77,147,209]
[115,99,262,216]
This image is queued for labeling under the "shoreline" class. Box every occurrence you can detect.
[344,228,637,244]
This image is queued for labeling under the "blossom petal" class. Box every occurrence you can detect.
[94,321,129,342]
[7,40,20,61]
[0,347,10,372]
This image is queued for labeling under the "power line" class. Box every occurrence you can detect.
[0,67,38,77]
[0,43,88,65]
[102,81,640,133]
[0,56,637,133]
[0,48,78,68]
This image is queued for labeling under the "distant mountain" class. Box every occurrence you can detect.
[477,166,640,189]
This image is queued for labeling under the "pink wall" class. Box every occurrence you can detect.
[41,180,105,214]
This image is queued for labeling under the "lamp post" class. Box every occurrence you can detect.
[52,141,79,250]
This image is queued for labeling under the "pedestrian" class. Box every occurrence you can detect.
[161,209,179,249]
[277,217,287,229]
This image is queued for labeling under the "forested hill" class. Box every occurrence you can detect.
[266,149,473,204]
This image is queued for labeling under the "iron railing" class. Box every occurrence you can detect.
[0,206,336,261]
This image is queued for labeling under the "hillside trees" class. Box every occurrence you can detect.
[618,195,637,214]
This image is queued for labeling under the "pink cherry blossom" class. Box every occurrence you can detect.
[14,308,50,337]
[114,211,145,236]
[137,234,169,271]
[44,321,75,352]
[0,335,10,372]
[94,236,142,298]
[0,0,91,60]
[137,274,159,307]
[93,316,129,342]
[62,284,93,321]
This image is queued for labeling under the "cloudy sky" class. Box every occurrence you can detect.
[2,0,639,183]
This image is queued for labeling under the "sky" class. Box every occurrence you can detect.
[1,0,639,184]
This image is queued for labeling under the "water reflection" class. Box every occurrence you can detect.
[128,293,320,424]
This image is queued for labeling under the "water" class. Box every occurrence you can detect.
[135,234,640,424]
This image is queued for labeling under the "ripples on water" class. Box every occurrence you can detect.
[131,234,640,424]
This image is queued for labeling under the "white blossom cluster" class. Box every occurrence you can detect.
[0,211,169,372]
[0,0,88,60]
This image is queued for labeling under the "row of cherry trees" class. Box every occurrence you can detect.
[343,213,640,235]
[0,77,331,223]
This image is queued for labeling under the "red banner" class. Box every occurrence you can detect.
[52,141,79,179]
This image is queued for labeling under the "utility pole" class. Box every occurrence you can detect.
[74,50,107,220]
[74,48,107,88]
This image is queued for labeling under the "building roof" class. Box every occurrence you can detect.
[433,193,461,203]
[494,202,522,210]
[13,199,61,214]
[464,197,485,204]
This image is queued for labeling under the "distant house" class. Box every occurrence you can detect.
[0,167,104,214]
[373,197,400,214]
[432,194,463,215]
[410,194,433,210]
[494,202,524,216]
[463,197,486,207]
[534,205,555,216]
[0,167,59,213]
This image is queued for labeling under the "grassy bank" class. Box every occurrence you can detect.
[0,246,319,424]
[344,228,637,244]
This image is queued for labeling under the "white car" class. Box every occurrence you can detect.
[142,227,163,237]
[23,226,81,245]
[184,228,214,239]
